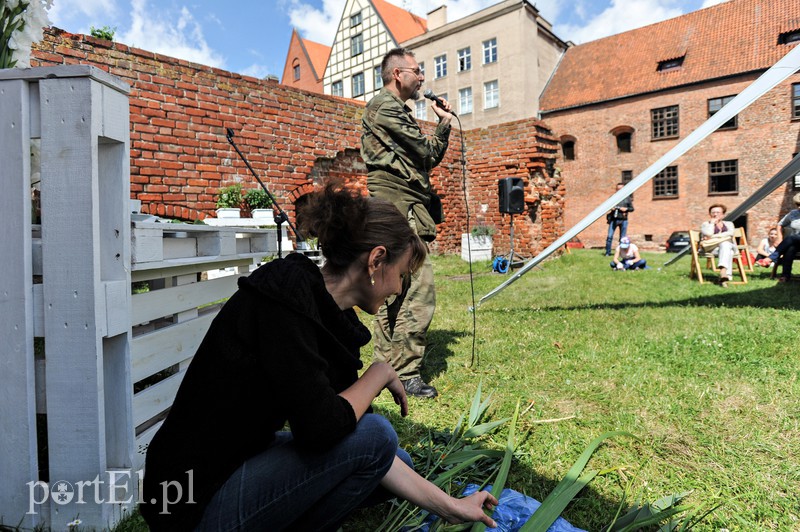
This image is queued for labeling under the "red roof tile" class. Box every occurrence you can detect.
[540,0,800,113]
[300,35,331,80]
[371,0,427,43]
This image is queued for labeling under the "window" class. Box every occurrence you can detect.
[415,100,427,120]
[352,72,364,97]
[657,56,684,72]
[350,12,362,26]
[331,80,343,97]
[794,153,800,190]
[651,105,679,139]
[708,95,737,129]
[351,34,363,57]
[434,54,447,78]
[484,80,499,109]
[709,160,738,194]
[458,87,473,114]
[616,132,632,152]
[374,66,383,89]
[293,63,300,81]
[653,166,678,198]
[418,62,425,77]
[779,29,800,45]
[483,38,497,64]
[621,170,633,184]
[793,84,800,119]
[562,140,575,160]
[458,47,471,72]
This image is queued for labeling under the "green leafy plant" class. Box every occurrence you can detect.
[470,225,496,238]
[89,25,116,41]
[215,183,243,209]
[244,187,273,210]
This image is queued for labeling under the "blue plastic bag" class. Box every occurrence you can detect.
[411,484,586,532]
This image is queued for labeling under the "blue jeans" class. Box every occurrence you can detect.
[605,220,628,255]
[196,414,410,531]
[610,259,647,270]
[772,234,800,278]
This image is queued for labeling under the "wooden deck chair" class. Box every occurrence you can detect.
[734,227,754,272]
[689,230,748,284]
[699,227,753,273]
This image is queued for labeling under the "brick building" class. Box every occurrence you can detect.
[280,29,330,93]
[31,28,562,257]
[540,0,800,250]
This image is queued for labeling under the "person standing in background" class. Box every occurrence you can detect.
[605,183,634,256]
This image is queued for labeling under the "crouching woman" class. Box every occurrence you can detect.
[140,181,497,531]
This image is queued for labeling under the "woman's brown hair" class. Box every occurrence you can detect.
[297,180,427,275]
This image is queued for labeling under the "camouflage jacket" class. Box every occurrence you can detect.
[361,88,451,240]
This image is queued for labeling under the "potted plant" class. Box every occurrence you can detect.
[215,183,243,218]
[244,187,274,220]
[461,225,495,262]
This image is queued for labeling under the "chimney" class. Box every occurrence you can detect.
[427,5,447,31]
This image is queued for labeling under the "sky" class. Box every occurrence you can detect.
[47,0,729,80]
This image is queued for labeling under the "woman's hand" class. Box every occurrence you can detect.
[439,490,499,528]
[384,366,408,417]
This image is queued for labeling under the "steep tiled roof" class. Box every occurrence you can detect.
[300,35,331,80]
[540,0,800,113]
[371,0,427,43]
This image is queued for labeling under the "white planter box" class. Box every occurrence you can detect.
[252,208,274,220]
[215,207,241,218]
[461,234,493,262]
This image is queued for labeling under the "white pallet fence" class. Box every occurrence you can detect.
[0,66,276,530]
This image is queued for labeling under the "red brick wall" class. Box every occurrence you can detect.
[542,72,800,250]
[32,28,562,256]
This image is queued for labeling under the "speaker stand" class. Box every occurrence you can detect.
[506,214,526,271]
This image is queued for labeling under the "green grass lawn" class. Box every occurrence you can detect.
[348,249,799,531]
[112,249,798,531]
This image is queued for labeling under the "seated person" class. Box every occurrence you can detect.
[140,181,498,531]
[758,233,800,282]
[610,236,647,270]
[700,203,737,287]
[755,227,780,263]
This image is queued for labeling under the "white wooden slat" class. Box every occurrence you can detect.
[132,274,239,325]
[133,420,164,471]
[130,256,256,281]
[33,283,44,337]
[131,313,217,383]
[0,77,40,529]
[133,369,186,428]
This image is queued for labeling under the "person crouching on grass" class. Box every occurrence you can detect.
[609,236,647,271]
[140,180,498,531]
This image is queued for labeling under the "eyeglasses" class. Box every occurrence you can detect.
[396,67,422,76]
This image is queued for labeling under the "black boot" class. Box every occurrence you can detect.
[402,377,438,398]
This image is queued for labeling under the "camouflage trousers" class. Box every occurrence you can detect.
[373,254,435,381]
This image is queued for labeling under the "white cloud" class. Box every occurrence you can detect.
[701,0,728,7]
[48,0,120,33]
[119,0,226,68]
[240,64,271,78]
[554,0,684,44]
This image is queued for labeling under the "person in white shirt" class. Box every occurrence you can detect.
[610,236,647,270]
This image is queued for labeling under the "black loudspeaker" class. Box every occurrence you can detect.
[498,177,525,214]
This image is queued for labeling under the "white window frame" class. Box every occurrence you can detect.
[415,99,427,120]
[352,72,365,97]
[458,87,473,114]
[350,12,362,27]
[331,80,343,97]
[457,47,471,72]
[351,34,363,57]
[484,80,499,109]
[483,38,497,64]
[374,66,383,89]
[434,54,447,79]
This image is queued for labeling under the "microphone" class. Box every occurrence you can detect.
[423,89,456,116]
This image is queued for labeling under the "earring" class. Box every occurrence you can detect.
[370,274,375,286]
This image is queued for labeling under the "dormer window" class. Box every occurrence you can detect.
[657,56,684,72]
[779,29,800,45]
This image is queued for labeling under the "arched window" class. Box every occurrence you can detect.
[610,126,634,153]
[292,59,301,81]
[560,135,576,160]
